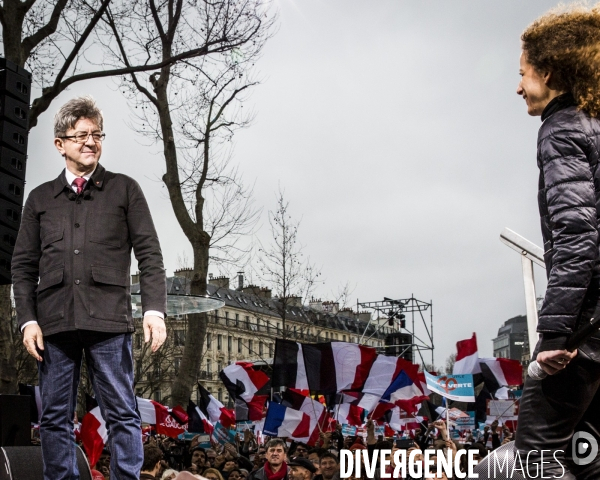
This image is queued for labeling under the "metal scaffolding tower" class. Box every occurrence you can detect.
[357,295,434,368]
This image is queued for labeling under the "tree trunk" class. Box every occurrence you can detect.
[170,242,210,408]
[1,0,26,67]
[0,284,17,393]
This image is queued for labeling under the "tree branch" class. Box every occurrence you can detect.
[21,0,70,59]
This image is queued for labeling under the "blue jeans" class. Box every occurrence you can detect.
[38,331,142,480]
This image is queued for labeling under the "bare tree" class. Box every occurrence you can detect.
[97,0,273,407]
[0,0,272,394]
[258,190,322,339]
[445,352,457,374]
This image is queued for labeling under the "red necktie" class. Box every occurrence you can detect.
[72,177,87,195]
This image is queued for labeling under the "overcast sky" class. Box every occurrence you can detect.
[25,1,563,366]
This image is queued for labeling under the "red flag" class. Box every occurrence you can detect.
[80,407,107,467]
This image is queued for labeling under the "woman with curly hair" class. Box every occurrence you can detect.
[515,4,600,479]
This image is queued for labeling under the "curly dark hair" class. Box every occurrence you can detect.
[522,3,600,116]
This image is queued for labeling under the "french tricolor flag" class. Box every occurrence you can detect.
[355,356,421,411]
[379,370,429,415]
[479,357,523,399]
[220,362,269,403]
[198,383,235,428]
[335,403,365,427]
[387,406,422,432]
[187,399,215,434]
[220,362,270,421]
[263,402,311,439]
[453,333,481,375]
[281,389,333,445]
[302,342,379,394]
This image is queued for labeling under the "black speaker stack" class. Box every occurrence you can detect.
[384,332,413,362]
[0,396,29,449]
[0,445,92,480]
[0,58,31,285]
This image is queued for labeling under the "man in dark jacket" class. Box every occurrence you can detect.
[141,445,164,480]
[514,7,600,479]
[249,439,289,480]
[11,96,167,480]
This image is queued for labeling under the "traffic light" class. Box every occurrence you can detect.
[0,59,31,284]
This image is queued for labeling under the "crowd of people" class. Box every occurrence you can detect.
[85,418,515,480]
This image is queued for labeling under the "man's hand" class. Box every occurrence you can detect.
[536,349,577,375]
[432,419,448,440]
[23,324,44,362]
[143,315,167,352]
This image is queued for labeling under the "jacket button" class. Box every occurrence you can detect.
[75,223,80,228]
[74,249,80,255]
[75,280,80,285]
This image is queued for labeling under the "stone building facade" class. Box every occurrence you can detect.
[131,269,394,406]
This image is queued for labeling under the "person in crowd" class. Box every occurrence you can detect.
[307,449,325,475]
[288,457,317,480]
[314,452,338,480]
[239,468,250,480]
[204,468,226,480]
[206,448,218,467]
[249,439,289,480]
[221,459,240,479]
[514,4,600,478]
[141,445,164,480]
[161,469,179,480]
[190,446,207,470]
[11,95,168,480]
[228,468,244,480]
[291,443,309,459]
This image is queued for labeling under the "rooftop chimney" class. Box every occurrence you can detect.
[237,271,244,291]
[209,276,230,289]
[174,268,194,280]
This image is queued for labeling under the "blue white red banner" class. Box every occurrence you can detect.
[424,372,475,402]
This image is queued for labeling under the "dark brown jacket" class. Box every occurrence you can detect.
[11,164,167,335]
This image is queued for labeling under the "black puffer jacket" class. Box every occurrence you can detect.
[537,94,600,358]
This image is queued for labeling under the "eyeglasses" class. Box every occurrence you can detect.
[59,132,106,144]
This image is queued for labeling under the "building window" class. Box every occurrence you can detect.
[218,388,223,402]
[325,332,329,339]
[235,313,239,326]
[207,359,212,375]
[217,361,222,373]
[217,334,222,351]
[343,335,346,342]
[269,343,274,357]
[248,340,253,354]
[207,333,212,349]
[174,357,182,375]
[225,311,229,320]
[228,336,232,353]
[238,338,243,354]
[153,390,161,402]
[246,316,250,329]
[259,342,264,356]
[174,329,185,347]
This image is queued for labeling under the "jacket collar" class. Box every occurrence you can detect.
[89,163,106,190]
[541,92,576,122]
[52,163,106,197]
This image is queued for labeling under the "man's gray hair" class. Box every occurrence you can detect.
[266,438,287,452]
[54,96,103,138]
